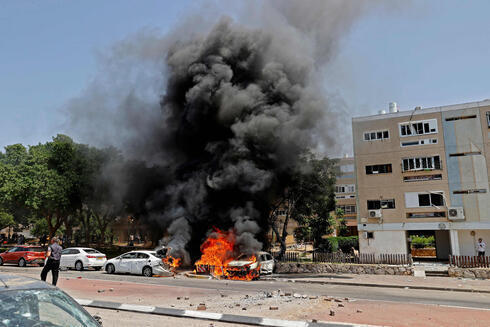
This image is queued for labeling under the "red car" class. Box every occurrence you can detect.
[0,245,46,267]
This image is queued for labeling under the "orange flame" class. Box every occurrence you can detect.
[194,228,260,281]
[162,256,182,269]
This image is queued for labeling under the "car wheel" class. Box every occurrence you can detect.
[18,258,27,267]
[142,266,152,277]
[0,257,3,266]
[75,260,84,271]
[94,267,102,271]
[106,264,115,274]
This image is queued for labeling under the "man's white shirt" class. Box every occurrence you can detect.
[477,241,486,252]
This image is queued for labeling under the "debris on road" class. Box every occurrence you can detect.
[197,303,206,311]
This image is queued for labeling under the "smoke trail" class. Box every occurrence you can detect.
[66,1,387,260]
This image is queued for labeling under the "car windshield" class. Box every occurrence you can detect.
[0,288,99,327]
[83,249,100,254]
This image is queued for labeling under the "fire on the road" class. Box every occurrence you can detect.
[194,228,260,281]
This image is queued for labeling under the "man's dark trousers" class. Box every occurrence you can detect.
[41,258,60,286]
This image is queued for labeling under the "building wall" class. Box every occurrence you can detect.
[335,157,357,230]
[353,100,490,256]
[457,229,490,256]
[358,230,407,254]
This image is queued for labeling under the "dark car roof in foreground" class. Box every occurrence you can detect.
[0,273,54,292]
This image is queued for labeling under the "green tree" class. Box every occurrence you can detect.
[269,154,337,256]
[0,211,15,230]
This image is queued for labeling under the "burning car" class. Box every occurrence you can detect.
[226,251,275,276]
[193,229,275,280]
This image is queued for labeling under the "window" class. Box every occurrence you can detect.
[404,174,442,182]
[445,115,477,121]
[402,156,441,172]
[449,151,481,157]
[401,138,438,147]
[335,184,355,193]
[121,253,137,259]
[407,212,446,218]
[366,232,374,239]
[364,130,389,141]
[367,199,395,210]
[405,192,445,208]
[399,119,437,137]
[136,253,149,259]
[366,164,392,175]
[335,194,355,199]
[487,111,490,128]
[337,205,356,214]
[453,189,487,194]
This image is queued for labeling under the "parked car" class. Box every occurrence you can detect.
[103,250,170,277]
[227,251,275,275]
[0,273,101,326]
[60,247,107,271]
[0,245,46,267]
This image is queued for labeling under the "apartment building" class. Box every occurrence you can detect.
[334,156,358,236]
[353,100,490,258]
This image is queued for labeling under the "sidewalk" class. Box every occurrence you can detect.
[266,273,490,293]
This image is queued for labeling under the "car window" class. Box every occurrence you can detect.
[61,249,70,255]
[0,288,99,327]
[71,249,80,254]
[15,247,25,252]
[7,247,18,252]
[121,252,137,259]
[83,249,99,254]
[260,254,267,261]
[136,253,149,259]
[266,254,273,261]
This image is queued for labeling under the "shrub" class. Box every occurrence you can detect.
[318,236,359,253]
[411,235,435,249]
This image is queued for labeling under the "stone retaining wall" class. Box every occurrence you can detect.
[448,267,490,279]
[275,262,413,275]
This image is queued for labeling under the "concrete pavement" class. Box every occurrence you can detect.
[265,273,490,293]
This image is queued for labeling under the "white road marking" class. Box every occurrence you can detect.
[183,310,223,320]
[75,299,93,306]
[260,318,308,327]
[119,304,156,312]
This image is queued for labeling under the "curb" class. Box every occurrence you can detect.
[261,277,490,294]
[76,298,380,327]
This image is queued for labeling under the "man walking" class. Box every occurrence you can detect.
[40,237,63,286]
[477,238,486,257]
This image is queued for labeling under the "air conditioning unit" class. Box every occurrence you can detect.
[360,217,368,223]
[368,209,382,218]
[448,207,465,220]
[362,231,368,239]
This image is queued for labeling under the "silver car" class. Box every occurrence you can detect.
[103,251,171,277]
[60,248,107,271]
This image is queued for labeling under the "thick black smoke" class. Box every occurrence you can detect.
[148,17,331,261]
[66,1,390,262]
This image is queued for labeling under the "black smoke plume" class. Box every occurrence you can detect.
[67,1,384,262]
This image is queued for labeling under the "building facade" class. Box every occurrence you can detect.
[353,100,490,258]
[334,156,358,236]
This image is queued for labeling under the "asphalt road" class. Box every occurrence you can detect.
[2,265,490,311]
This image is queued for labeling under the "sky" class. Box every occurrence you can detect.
[1,0,490,152]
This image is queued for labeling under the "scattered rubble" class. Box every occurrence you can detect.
[269,306,278,310]
[329,310,335,316]
[197,304,206,311]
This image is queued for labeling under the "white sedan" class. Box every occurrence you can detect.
[103,250,171,277]
[60,247,107,271]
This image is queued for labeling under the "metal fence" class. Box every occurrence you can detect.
[449,255,490,268]
[272,251,412,266]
